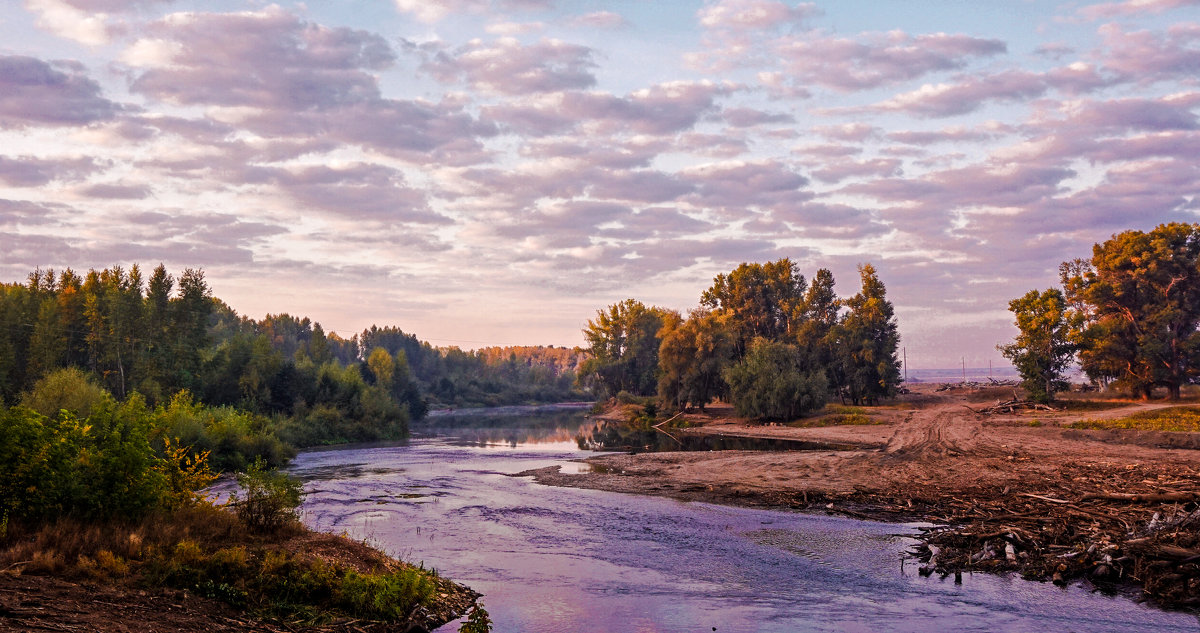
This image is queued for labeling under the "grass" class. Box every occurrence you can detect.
[0,503,440,625]
[787,404,886,428]
[1070,406,1200,433]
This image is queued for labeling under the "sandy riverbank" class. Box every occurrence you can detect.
[525,383,1200,607]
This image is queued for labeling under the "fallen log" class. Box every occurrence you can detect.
[1081,492,1200,504]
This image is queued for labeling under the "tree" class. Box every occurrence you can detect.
[998,289,1074,403]
[722,338,827,421]
[1061,223,1200,400]
[657,309,735,411]
[833,264,901,406]
[580,299,678,397]
[700,259,806,354]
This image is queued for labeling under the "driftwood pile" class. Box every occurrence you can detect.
[936,378,1020,392]
[905,466,1200,608]
[970,397,1062,415]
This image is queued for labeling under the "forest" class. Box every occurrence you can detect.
[580,258,902,420]
[0,264,585,470]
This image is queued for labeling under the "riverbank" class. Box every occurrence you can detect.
[0,504,478,632]
[526,383,1200,609]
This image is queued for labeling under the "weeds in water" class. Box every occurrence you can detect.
[459,602,493,633]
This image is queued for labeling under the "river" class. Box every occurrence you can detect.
[290,411,1200,632]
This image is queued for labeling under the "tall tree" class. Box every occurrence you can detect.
[1061,223,1200,399]
[657,309,735,411]
[700,259,806,354]
[580,299,678,397]
[834,264,901,406]
[998,289,1075,403]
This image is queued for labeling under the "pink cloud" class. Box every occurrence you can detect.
[869,70,1048,117]
[568,11,628,29]
[811,158,903,184]
[0,56,120,128]
[484,81,730,136]
[1080,0,1200,19]
[697,0,819,30]
[775,31,1006,91]
[421,37,597,95]
[0,155,102,186]
[722,106,795,128]
[1097,23,1200,82]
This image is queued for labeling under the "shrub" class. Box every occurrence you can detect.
[21,367,113,419]
[723,339,828,421]
[0,397,209,523]
[231,458,304,533]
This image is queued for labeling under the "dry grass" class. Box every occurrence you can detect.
[1071,406,1200,433]
[0,503,440,624]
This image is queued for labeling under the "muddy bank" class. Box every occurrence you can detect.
[527,385,1200,609]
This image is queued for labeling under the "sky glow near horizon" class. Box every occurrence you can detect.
[1,0,1198,367]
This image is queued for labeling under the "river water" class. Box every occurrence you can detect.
[290,412,1200,633]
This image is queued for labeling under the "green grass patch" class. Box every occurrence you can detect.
[1070,407,1200,433]
[788,412,884,428]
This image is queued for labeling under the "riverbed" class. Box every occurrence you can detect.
[289,413,1200,632]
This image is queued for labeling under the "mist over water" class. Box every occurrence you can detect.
[290,411,1200,632]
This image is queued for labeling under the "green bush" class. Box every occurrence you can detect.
[723,339,828,421]
[21,367,113,419]
[0,396,211,523]
[231,458,304,533]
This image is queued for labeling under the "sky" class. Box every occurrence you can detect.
[1,0,1198,368]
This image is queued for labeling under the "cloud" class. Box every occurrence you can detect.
[680,159,812,214]
[868,71,1049,117]
[0,156,102,186]
[421,37,597,95]
[124,8,495,164]
[25,0,116,45]
[0,56,121,128]
[0,198,73,225]
[128,8,394,109]
[811,158,903,184]
[722,106,795,127]
[697,0,819,30]
[568,11,627,29]
[774,31,1006,92]
[1097,23,1200,83]
[1080,0,1200,19]
[394,0,556,23]
[886,125,998,145]
[484,81,731,136]
[245,162,447,225]
[75,182,152,199]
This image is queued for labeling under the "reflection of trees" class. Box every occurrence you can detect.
[414,409,591,446]
[577,421,850,453]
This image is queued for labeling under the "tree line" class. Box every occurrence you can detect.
[1001,223,1200,402]
[579,259,902,420]
[0,264,585,468]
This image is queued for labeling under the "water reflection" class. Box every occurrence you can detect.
[576,421,859,453]
[419,407,858,454]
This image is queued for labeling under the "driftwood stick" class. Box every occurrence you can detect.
[1018,493,1072,504]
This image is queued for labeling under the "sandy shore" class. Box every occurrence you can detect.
[530,384,1200,509]
[524,384,1200,607]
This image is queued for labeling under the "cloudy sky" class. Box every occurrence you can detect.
[1,0,1198,368]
